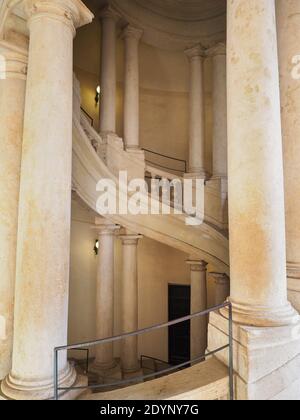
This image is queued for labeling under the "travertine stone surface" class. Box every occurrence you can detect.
[226,0,298,327]
[93,220,119,370]
[99,5,118,134]
[119,231,142,374]
[0,40,27,380]
[122,25,143,150]
[277,0,300,313]
[209,272,230,306]
[1,0,93,400]
[185,45,206,178]
[187,260,208,362]
[207,43,227,179]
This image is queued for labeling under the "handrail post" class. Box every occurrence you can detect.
[54,349,59,401]
[228,303,234,401]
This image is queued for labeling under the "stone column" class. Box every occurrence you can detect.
[187,261,208,361]
[206,43,227,180]
[225,0,297,327]
[1,0,93,400]
[209,273,230,306]
[185,45,206,178]
[122,25,143,150]
[277,0,300,313]
[99,6,118,135]
[0,40,27,380]
[93,222,119,370]
[119,231,142,375]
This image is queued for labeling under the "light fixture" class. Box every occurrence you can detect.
[95,85,101,105]
[94,239,99,255]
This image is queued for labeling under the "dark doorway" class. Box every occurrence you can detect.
[168,284,191,366]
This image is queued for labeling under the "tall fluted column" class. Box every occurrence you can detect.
[99,6,118,135]
[187,261,208,361]
[185,45,206,178]
[209,273,230,306]
[207,43,227,179]
[277,0,300,313]
[226,0,297,326]
[1,0,93,400]
[122,25,143,150]
[0,40,27,380]
[119,232,142,375]
[93,222,119,370]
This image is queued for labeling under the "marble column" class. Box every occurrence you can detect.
[122,25,143,150]
[119,231,142,374]
[277,0,300,313]
[99,6,118,135]
[0,40,27,380]
[187,260,208,361]
[93,222,119,370]
[1,0,93,400]
[225,0,297,327]
[185,45,206,178]
[206,43,227,180]
[209,273,230,306]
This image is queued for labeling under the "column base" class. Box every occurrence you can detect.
[184,171,208,180]
[1,362,76,400]
[90,359,122,385]
[122,368,144,384]
[208,311,300,400]
[221,299,300,327]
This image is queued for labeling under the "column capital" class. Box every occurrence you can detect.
[206,42,226,57]
[185,44,205,60]
[23,0,93,32]
[187,260,208,272]
[209,272,229,285]
[99,5,119,22]
[122,24,143,41]
[0,40,28,80]
[92,221,120,236]
[119,232,143,245]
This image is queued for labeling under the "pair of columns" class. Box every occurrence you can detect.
[185,43,227,179]
[99,6,143,150]
[94,223,142,375]
[188,261,230,361]
[0,0,93,400]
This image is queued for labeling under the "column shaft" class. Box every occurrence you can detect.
[209,273,230,306]
[188,261,208,361]
[277,0,300,312]
[94,223,119,370]
[226,0,297,326]
[0,41,27,380]
[185,45,206,178]
[99,7,117,134]
[208,44,227,179]
[1,0,93,400]
[120,233,142,374]
[123,25,143,150]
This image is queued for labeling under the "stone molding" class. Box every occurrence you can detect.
[99,4,120,22]
[184,44,205,60]
[209,272,229,286]
[187,260,208,272]
[122,24,143,41]
[206,42,226,57]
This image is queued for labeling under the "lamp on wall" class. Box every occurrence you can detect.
[95,85,101,105]
[94,239,99,255]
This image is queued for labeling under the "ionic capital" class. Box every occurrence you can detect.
[92,218,120,236]
[119,232,143,246]
[209,272,230,285]
[24,0,93,34]
[122,24,143,42]
[206,42,226,57]
[99,5,119,22]
[0,40,28,80]
[185,44,205,60]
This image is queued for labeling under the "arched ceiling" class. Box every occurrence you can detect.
[86,0,226,51]
[133,0,226,22]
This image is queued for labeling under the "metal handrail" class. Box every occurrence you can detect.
[142,148,187,173]
[80,107,94,127]
[54,302,234,400]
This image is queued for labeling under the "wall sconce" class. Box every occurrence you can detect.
[94,239,99,255]
[95,85,101,105]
